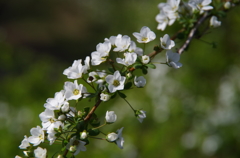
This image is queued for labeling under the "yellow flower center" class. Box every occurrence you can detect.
[113,80,120,87]
[73,89,80,95]
[142,37,148,42]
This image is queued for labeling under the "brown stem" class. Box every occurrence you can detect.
[84,99,102,121]
[177,12,210,54]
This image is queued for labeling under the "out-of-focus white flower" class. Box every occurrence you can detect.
[189,0,213,14]
[34,147,47,158]
[19,135,30,149]
[156,12,169,31]
[160,34,175,50]
[100,93,111,101]
[224,1,231,9]
[116,127,124,149]
[113,34,131,52]
[116,52,137,66]
[136,110,146,123]
[105,111,117,123]
[134,76,146,88]
[133,26,156,43]
[166,50,182,69]
[64,80,88,100]
[210,16,221,28]
[142,55,150,64]
[80,131,88,139]
[28,126,45,146]
[105,71,126,93]
[66,136,86,156]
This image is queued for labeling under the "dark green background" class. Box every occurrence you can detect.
[0,0,240,157]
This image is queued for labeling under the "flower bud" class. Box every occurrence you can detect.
[61,102,69,113]
[57,155,64,158]
[106,132,118,142]
[224,2,231,9]
[100,93,110,101]
[105,111,117,123]
[136,110,146,123]
[69,145,77,153]
[80,130,88,139]
[142,55,150,64]
[134,76,146,88]
[58,114,66,121]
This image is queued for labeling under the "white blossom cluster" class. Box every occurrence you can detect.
[156,0,225,31]
[16,0,230,157]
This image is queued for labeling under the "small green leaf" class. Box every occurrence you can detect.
[142,67,148,75]
[108,67,115,73]
[146,63,156,69]
[111,92,117,99]
[88,128,100,136]
[118,91,127,98]
[177,32,185,39]
[133,63,143,69]
[124,82,132,89]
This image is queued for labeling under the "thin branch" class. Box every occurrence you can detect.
[177,12,210,54]
[84,99,102,121]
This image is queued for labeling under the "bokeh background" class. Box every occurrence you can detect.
[1,0,240,157]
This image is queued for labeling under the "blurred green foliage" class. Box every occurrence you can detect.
[0,0,240,158]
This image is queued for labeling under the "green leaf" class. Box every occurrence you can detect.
[124,82,132,89]
[142,67,148,75]
[88,128,100,136]
[118,91,127,98]
[133,63,143,69]
[108,67,115,73]
[146,63,156,69]
[111,92,117,99]
[177,32,185,39]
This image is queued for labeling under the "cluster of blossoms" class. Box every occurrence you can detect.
[16,0,237,157]
[155,0,233,31]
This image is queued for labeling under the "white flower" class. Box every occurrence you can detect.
[39,109,63,131]
[105,111,117,123]
[66,136,86,156]
[63,58,87,79]
[141,55,150,64]
[128,41,143,56]
[28,126,45,146]
[160,34,175,50]
[156,12,169,31]
[15,156,22,158]
[64,80,88,100]
[113,34,131,52]
[189,0,213,14]
[19,135,30,149]
[100,93,111,101]
[106,132,118,142]
[133,26,156,43]
[105,71,126,93]
[210,16,221,28]
[116,127,124,149]
[91,41,111,65]
[47,128,57,145]
[224,1,231,9]
[44,90,66,111]
[166,50,182,69]
[136,110,146,123]
[116,52,137,66]
[34,147,47,158]
[134,76,146,88]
